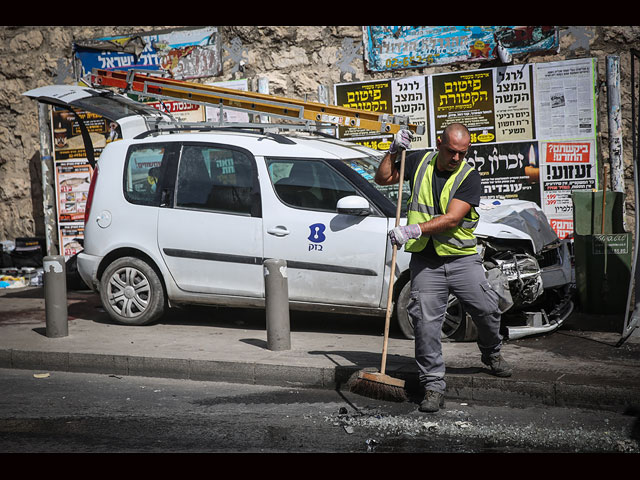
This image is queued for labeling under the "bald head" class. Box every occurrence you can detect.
[441,123,470,145]
[436,123,471,172]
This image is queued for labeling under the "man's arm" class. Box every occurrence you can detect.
[416,198,471,235]
[375,129,413,186]
[418,168,480,234]
[374,151,401,185]
[389,198,472,246]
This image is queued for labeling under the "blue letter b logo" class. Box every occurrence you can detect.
[308,223,326,243]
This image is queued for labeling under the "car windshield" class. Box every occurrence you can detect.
[339,155,410,216]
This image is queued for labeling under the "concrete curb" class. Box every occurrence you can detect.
[2,348,638,412]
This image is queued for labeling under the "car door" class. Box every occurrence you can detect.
[157,142,264,297]
[261,157,388,308]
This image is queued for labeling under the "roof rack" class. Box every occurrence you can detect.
[137,122,310,144]
[134,120,338,142]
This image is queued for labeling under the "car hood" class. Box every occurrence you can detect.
[475,198,559,253]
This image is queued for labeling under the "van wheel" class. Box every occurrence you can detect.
[395,281,478,341]
[100,256,165,326]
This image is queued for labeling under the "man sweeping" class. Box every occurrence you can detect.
[374,123,513,413]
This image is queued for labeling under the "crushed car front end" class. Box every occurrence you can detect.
[475,199,574,340]
[338,151,575,342]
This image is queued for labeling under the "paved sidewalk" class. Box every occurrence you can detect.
[0,286,639,412]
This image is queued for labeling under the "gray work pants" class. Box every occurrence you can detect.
[408,252,503,394]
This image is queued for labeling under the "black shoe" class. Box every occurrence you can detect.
[419,389,445,413]
[482,353,513,377]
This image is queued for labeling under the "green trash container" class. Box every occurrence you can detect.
[571,190,632,316]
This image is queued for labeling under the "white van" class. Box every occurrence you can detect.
[25,85,574,341]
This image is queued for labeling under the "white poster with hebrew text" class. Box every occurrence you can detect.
[494,64,535,142]
[534,58,596,141]
[540,139,597,239]
[391,76,429,149]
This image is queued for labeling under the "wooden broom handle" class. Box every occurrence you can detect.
[380,149,406,375]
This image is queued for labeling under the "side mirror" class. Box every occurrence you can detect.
[337,195,371,216]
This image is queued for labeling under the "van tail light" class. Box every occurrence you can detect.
[84,165,99,224]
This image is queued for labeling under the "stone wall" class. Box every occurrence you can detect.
[1,25,639,249]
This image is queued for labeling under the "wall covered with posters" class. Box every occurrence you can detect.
[2,26,640,255]
[73,27,222,80]
[50,107,109,260]
[362,26,559,71]
[335,57,598,239]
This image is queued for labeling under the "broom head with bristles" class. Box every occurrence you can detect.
[348,369,407,402]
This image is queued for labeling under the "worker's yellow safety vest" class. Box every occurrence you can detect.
[405,151,479,256]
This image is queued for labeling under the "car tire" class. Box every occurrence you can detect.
[395,280,415,340]
[395,281,478,342]
[443,295,478,342]
[100,256,165,326]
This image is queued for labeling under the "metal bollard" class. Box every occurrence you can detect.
[263,258,290,351]
[43,255,68,338]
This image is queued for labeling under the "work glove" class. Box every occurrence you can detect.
[388,224,422,247]
[389,129,413,154]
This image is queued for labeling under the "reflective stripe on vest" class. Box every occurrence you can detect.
[405,151,479,256]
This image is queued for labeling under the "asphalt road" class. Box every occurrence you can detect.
[0,368,638,454]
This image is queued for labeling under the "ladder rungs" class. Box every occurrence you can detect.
[91,69,425,135]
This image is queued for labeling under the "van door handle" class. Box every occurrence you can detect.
[267,226,290,236]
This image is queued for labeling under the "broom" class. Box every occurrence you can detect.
[348,149,408,402]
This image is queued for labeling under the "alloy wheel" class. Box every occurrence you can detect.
[106,266,151,318]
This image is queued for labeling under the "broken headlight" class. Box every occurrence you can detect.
[493,253,544,306]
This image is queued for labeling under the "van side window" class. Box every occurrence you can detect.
[124,145,167,206]
[266,158,358,211]
[175,145,255,215]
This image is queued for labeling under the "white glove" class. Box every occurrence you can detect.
[389,129,413,154]
[389,224,422,246]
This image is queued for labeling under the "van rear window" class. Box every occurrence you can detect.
[124,145,166,206]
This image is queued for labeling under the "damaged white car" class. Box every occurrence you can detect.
[24,84,574,342]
